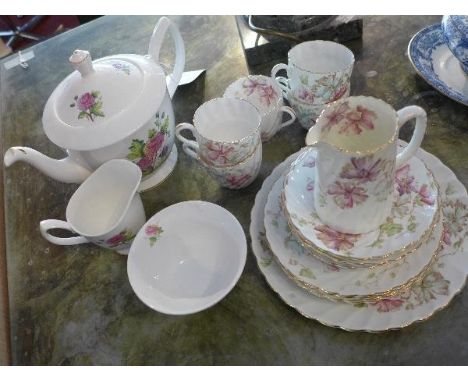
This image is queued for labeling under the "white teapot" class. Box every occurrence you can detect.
[4,17,185,191]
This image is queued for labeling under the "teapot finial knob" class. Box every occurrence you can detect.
[69,50,94,77]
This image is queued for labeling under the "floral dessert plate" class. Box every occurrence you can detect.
[127,201,247,315]
[250,142,468,331]
[282,146,439,267]
[265,172,443,303]
[408,23,468,106]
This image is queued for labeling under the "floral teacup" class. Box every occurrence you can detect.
[205,142,262,189]
[39,160,146,254]
[287,89,349,130]
[223,75,296,142]
[305,96,427,234]
[175,97,261,166]
[271,40,354,105]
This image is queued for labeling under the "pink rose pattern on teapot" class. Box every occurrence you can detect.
[127,112,172,177]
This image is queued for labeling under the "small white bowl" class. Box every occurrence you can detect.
[127,201,247,315]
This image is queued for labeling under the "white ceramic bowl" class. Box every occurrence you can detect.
[127,201,247,315]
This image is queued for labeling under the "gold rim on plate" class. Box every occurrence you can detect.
[281,159,442,267]
[250,148,468,332]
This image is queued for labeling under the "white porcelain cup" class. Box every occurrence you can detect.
[176,98,263,189]
[176,98,261,167]
[223,75,296,141]
[40,160,146,254]
[272,40,354,105]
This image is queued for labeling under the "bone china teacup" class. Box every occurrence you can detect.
[176,98,261,166]
[176,98,262,189]
[205,142,262,189]
[40,159,146,254]
[223,75,296,142]
[271,40,354,105]
[305,96,427,234]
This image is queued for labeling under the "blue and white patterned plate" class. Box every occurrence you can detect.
[408,23,468,106]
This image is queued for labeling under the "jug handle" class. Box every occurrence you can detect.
[148,16,186,99]
[40,219,89,246]
[395,106,427,167]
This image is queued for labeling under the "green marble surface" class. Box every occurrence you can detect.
[1,15,468,365]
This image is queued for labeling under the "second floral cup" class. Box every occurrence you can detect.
[175,97,262,189]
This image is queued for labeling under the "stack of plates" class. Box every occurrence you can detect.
[250,141,468,331]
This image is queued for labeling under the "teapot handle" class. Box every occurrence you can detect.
[148,16,186,99]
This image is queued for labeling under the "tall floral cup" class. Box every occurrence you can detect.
[271,40,354,106]
[305,96,427,234]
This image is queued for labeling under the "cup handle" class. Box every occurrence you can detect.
[175,123,200,161]
[40,219,89,246]
[395,106,427,167]
[280,106,296,128]
[271,63,289,98]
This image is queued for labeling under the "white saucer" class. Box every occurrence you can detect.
[137,145,178,192]
[408,23,468,106]
[127,200,247,315]
[250,141,468,332]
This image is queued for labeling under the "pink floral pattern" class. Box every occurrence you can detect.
[70,91,104,122]
[442,222,452,247]
[340,106,377,135]
[146,224,163,247]
[340,157,383,183]
[327,181,368,209]
[328,84,348,103]
[103,229,135,248]
[127,112,170,176]
[205,142,236,165]
[416,184,435,206]
[322,102,378,136]
[323,101,349,131]
[314,224,361,251]
[301,71,351,105]
[372,298,405,312]
[242,77,278,107]
[395,164,417,195]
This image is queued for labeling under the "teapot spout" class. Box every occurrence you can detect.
[4,147,92,184]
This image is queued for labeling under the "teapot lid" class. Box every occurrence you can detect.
[42,50,167,151]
